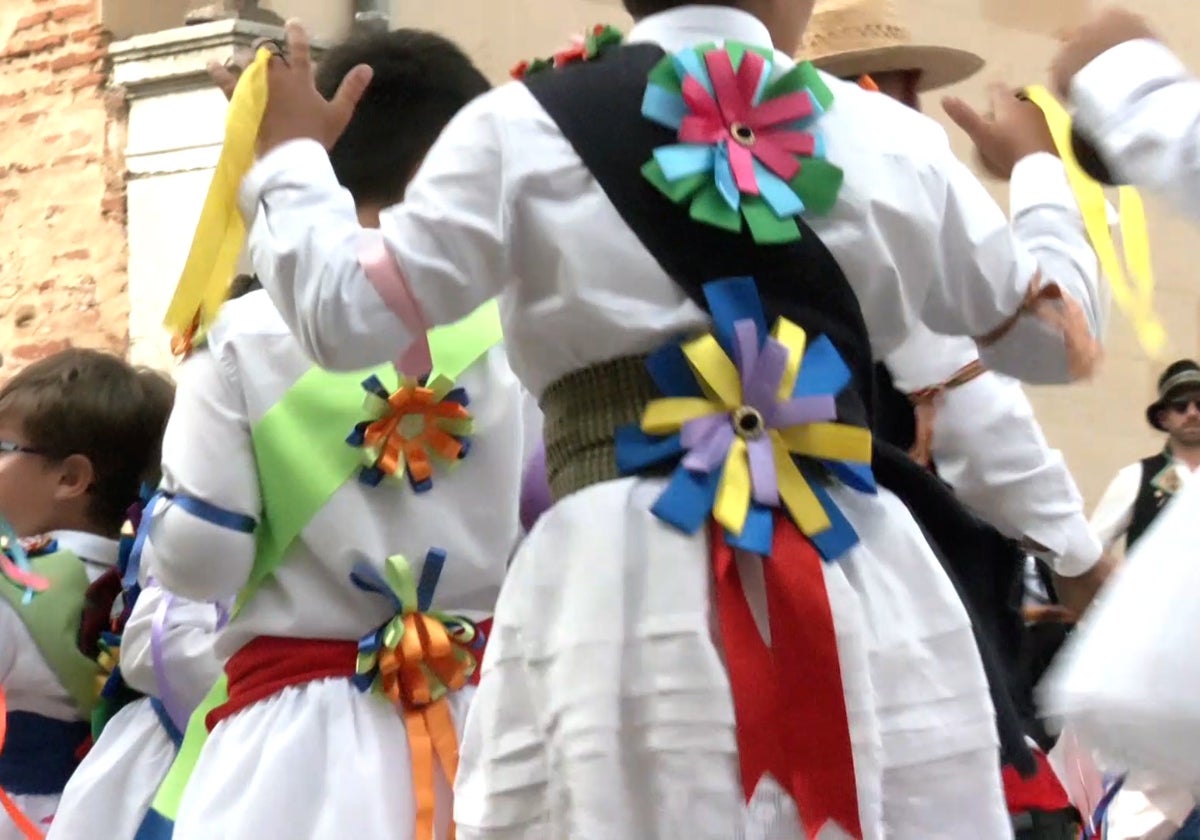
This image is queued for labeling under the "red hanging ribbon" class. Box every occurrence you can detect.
[710,515,861,838]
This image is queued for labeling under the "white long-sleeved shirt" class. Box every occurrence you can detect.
[240,6,1102,395]
[1072,38,1200,220]
[882,153,1103,577]
[1089,454,1200,553]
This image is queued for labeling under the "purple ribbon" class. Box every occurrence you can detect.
[679,318,838,504]
[150,591,191,735]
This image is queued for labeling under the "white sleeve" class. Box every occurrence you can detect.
[929,372,1100,576]
[241,93,511,371]
[1072,39,1200,220]
[919,148,1100,385]
[147,347,260,603]
[1089,463,1141,553]
[117,582,223,713]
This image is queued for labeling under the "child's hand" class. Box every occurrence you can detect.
[942,83,1057,180]
[257,20,373,155]
[1051,7,1158,99]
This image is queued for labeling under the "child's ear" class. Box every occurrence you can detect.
[54,453,96,503]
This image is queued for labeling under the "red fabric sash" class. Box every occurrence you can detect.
[207,622,494,732]
[710,515,861,839]
[1003,749,1072,814]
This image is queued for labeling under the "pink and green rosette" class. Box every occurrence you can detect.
[641,42,844,243]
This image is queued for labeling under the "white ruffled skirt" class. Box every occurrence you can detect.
[454,477,1010,839]
[173,676,474,840]
[46,699,177,840]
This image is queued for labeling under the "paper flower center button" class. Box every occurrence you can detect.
[732,405,765,440]
[730,122,756,147]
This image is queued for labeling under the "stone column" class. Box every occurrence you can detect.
[185,1,284,26]
[110,18,286,369]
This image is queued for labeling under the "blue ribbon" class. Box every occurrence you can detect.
[123,491,257,592]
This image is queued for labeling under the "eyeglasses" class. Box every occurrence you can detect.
[1168,398,1200,414]
[0,440,46,456]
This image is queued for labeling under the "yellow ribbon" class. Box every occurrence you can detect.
[163,48,272,346]
[1024,85,1165,357]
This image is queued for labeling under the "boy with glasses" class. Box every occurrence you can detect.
[0,348,173,837]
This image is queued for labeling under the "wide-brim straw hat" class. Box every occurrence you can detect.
[798,0,984,92]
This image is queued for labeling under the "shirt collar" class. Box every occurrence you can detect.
[627,5,774,55]
[50,530,120,568]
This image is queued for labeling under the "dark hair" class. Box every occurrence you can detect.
[0,349,175,533]
[316,29,490,207]
[228,273,262,300]
[622,0,736,18]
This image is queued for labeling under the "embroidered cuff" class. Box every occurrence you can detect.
[977,275,1100,384]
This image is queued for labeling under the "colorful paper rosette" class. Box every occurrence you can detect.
[615,277,875,559]
[349,550,482,703]
[510,23,623,79]
[346,373,474,492]
[641,42,844,244]
[350,550,482,840]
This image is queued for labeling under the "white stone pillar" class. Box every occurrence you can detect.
[110,19,283,370]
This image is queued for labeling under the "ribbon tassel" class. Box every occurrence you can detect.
[351,552,480,840]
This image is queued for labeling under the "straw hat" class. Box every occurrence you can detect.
[798,0,984,92]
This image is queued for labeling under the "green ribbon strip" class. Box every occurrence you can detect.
[147,675,228,821]
[237,297,502,613]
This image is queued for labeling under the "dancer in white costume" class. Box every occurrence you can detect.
[243,4,1108,837]
[46,582,224,840]
[0,350,172,839]
[147,30,540,840]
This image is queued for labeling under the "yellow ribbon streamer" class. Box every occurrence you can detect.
[163,48,272,344]
[1024,85,1166,357]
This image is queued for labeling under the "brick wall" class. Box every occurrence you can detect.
[0,0,128,377]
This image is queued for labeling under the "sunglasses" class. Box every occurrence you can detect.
[1168,398,1200,414]
[0,440,46,456]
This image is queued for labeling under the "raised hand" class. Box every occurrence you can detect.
[255,20,373,155]
[942,83,1057,180]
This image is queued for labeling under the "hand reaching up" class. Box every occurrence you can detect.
[942,83,1058,180]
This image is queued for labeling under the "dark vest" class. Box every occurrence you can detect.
[524,44,1034,775]
[1128,451,1174,548]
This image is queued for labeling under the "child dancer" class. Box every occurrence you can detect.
[0,349,172,838]
[242,3,1107,837]
[46,281,262,840]
[144,30,539,840]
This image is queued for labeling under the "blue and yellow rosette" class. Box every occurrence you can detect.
[641,43,844,244]
[615,277,875,560]
[350,550,482,840]
[346,374,474,492]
